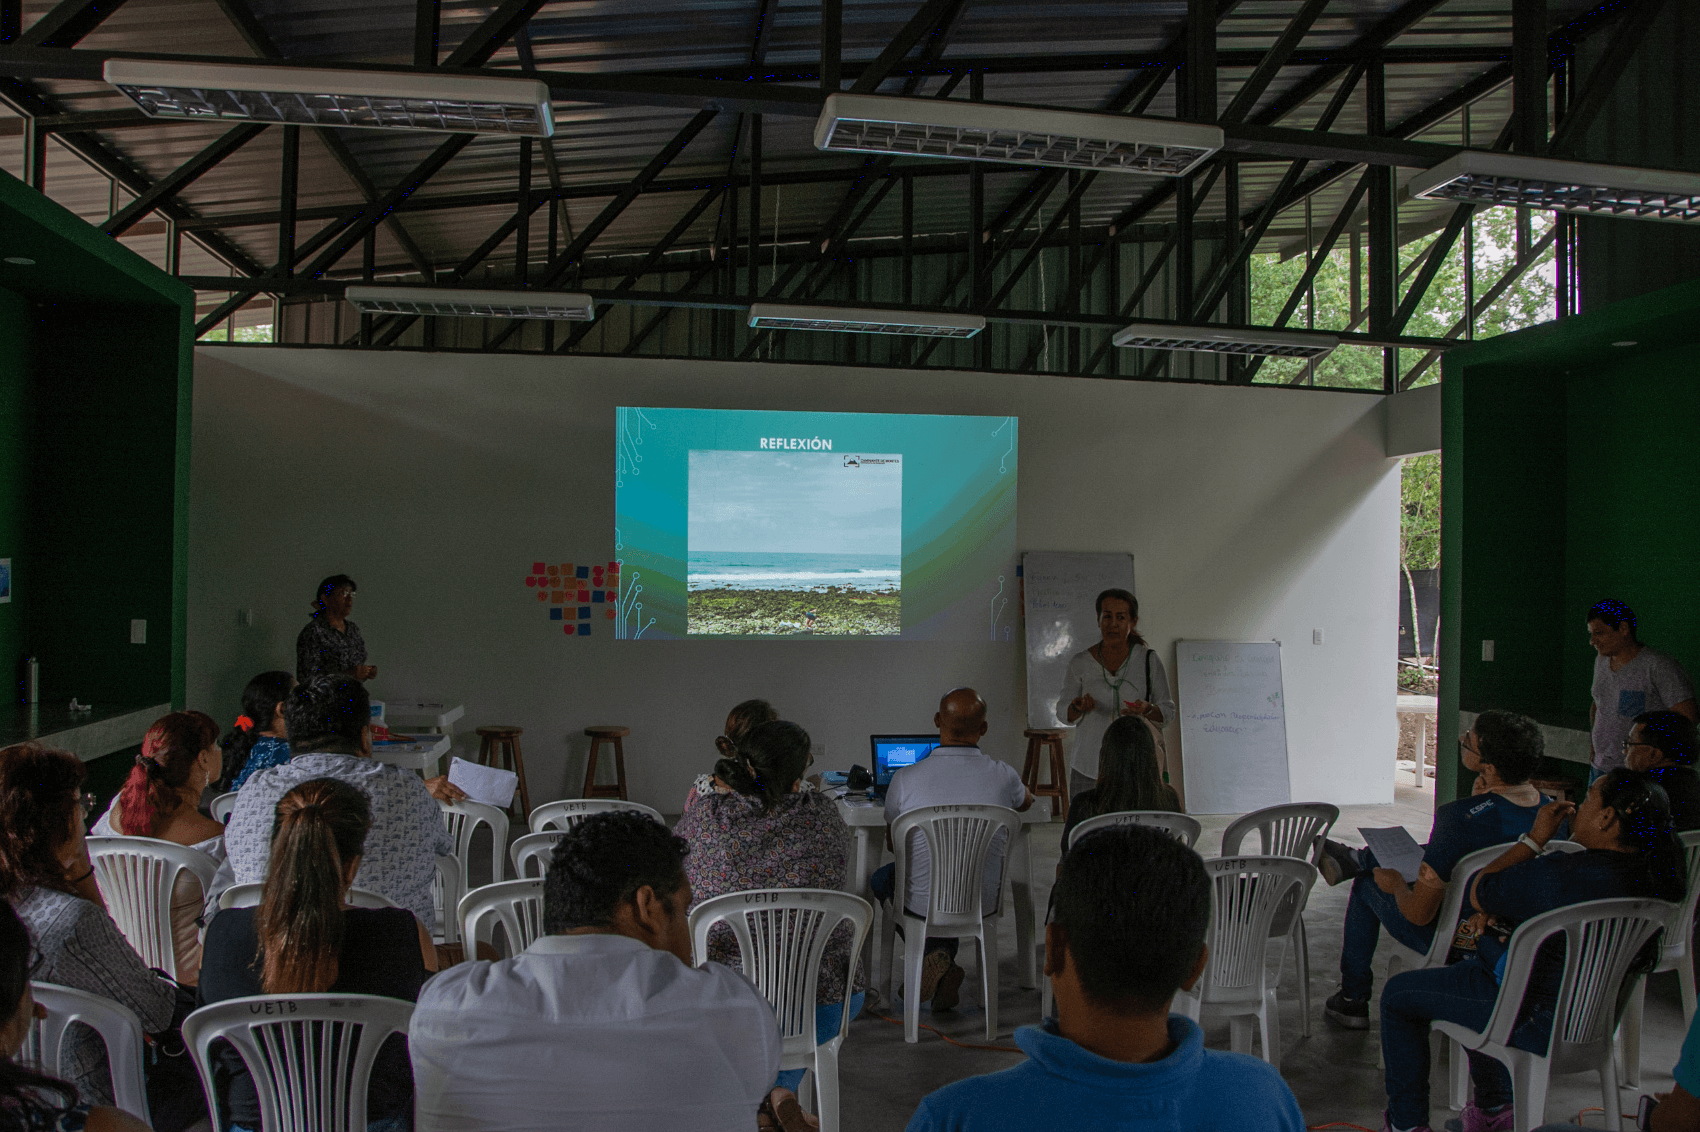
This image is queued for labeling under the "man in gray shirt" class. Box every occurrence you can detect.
[1588,599,1697,781]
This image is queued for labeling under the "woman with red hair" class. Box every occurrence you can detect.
[90,710,227,983]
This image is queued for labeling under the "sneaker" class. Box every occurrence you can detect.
[931,962,966,1011]
[1442,1103,1514,1132]
[1320,839,1362,886]
[917,948,952,1003]
[1324,987,1371,1029]
[1382,1116,1434,1132]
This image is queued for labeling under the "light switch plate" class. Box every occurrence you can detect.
[130,619,147,645]
[1312,628,1324,645]
[1481,639,1495,662]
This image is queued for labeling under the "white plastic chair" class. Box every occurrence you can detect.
[183,993,414,1132]
[26,982,150,1122]
[1383,842,1513,982]
[86,835,220,975]
[528,798,664,833]
[432,854,463,946]
[440,798,510,891]
[1174,855,1315,1068]
[1220,802,1339,1038]
[690,889,872,1132]
[879,804,1020,1043]
[209,792,239,823]
[509,830,565,878]
[458,878,545,958]
[216,882,397,911]
[1435,897,1675,1131]
[1618,829,1700,1086]
[1067,810,1201,850]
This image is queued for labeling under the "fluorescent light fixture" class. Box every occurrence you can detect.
[345,286,592,320]
[747,302,985,338]
[1409,151,1700,224]
[103,60,554,137]
[1112,322,1339,359]
[814,93,1220,176]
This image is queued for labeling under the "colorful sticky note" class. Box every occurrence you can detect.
[578,606,591,619]
[564,624,574,635]
[608,561,618,572]
[537,591,548,602]
[605,608,615,619]
[576,566,590,579]
[577,589,590,602]
[551,576,562,587]
[592,590,605,603]
[561,563,573,575]
[551,591,565,604]
[547,565,559,576]
[532,562,545,574]
[550,608,563,620]
[577,624,590,636]
[525,576,537,587]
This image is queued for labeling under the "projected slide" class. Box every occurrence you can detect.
[615,407,1017,641]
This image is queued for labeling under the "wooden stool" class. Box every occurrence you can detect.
[1022,728,1070,819]
[475,726,531,819]
[583,726,630,800]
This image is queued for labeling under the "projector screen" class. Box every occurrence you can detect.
[615,407,1017,640]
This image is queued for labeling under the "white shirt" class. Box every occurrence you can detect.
[884,746,1027,915]
[1056,644,1175,779]
[410,933,781,1132]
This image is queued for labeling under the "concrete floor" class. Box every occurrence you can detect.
[828,782,1691,1132]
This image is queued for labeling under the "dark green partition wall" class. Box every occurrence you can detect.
[1438,279,1700,801]
[0,169,192,720]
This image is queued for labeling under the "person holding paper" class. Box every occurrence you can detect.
[1056,590,1175,796]
[1320,709,1549,1031]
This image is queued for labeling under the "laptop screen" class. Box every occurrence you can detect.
[871,735,941,787]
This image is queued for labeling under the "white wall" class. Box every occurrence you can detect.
[187,346,1401,810]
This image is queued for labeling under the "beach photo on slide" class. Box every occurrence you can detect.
[687,449,901,636]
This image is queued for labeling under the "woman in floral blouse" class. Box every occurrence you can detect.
[674,719,865,1091]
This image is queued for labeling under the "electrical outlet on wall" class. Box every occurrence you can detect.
[1481,639,1495,662]
[237,609,253,627]
[130,619,147,645]
[1312,628,1324,645]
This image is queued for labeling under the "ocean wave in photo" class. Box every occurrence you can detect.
[688,550,901,592]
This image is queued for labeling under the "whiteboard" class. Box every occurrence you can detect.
[1174,640,1291,814]
[1021,551,1136,729]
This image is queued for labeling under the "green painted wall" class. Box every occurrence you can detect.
[0,170,193,720]
[1439,279,1700,802]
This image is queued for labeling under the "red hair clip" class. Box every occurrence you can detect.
[234,715,255,732]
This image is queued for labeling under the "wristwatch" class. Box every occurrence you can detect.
[1517,833,1546,855]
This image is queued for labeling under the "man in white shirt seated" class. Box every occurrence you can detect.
[409,810,785,1132]
[870,687,1034,1012]
[213,675,458,931]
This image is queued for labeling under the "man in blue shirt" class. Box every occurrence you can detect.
[904,824,1304,1132]
[1321,710,1549,1029]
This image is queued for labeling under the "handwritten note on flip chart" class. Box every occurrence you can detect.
[1174,640,1290,814]
[1021,551,1136,729]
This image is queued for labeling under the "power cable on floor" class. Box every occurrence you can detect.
[869,1011,1023,1054]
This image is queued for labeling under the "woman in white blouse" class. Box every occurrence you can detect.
[1056,589,1175,795]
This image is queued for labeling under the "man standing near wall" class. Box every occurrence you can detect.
[1587,600,1697,785]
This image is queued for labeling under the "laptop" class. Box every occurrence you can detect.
[870,734,941,795]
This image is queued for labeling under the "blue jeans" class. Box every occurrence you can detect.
[869,864,958,959]
[773,993,867,1091]
[1381,957,1552,1130]
[1340,848,1438,1000]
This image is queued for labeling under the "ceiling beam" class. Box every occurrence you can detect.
[102,122,266,236]
[18,0,128,48]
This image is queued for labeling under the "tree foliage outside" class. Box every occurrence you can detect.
[1247,205,1557,389]
[1401,454,1441,572]
[198,323,273,343]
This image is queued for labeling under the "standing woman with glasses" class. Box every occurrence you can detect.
[0,744,176,1109]
[89,711,227,985]
[297,574,376,683]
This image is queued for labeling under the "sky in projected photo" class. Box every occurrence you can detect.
[688,450,901,555]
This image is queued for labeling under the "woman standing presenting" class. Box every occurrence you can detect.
[296,574,376,683]
[1056,588,1175,796]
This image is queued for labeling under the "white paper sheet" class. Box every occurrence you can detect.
[448,756,517,810]
[1359,825,1425,884]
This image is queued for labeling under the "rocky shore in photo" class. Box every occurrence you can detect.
[688,585,900,636]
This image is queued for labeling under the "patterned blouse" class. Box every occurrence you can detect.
[1,1096,90,1130]
[231,736,292,790]
[295,616,366,683]
[675,790,865,1003]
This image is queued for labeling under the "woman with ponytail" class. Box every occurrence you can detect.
[674,720,864,1093]
[198,778,435,1132]
[89,713,226,985]
[1378,768,1689,1132]
[0,898,151,1132]
[218,672,294,792]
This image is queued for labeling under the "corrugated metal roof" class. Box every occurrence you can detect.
[0,0,1608,328]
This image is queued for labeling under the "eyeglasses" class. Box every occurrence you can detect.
[75,792,96,821]
[1458,737,1480,758]
[1623,738,1654,754]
